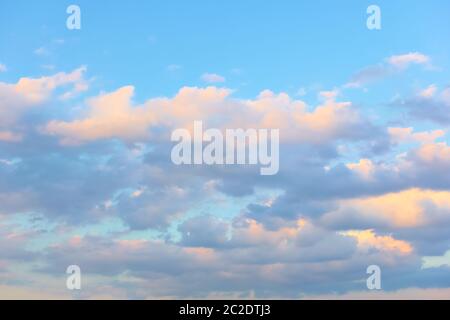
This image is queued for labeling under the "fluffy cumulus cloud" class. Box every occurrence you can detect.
[43,85,377,146]
[45,86,157,145]
[1,52,450,299]
[0,67,88,141]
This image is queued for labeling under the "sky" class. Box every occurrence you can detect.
[1,0,450,299]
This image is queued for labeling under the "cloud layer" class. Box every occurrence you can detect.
[1,52,450,299]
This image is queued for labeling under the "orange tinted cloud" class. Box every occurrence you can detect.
[343,229,413,254]
[44,85,367,145]
[333,189,450,228]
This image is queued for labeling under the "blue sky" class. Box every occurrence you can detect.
[2,0,450,97]
[1,0,450,299]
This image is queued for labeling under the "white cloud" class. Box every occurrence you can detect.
[319,89,339,101]
[201,73,226,83]
[387,52,430,69]
[34,47,50,56]
[0,63,6,72]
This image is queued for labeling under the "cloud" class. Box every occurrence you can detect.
[0,66,86,106]
[33,47,50,56]
[343,229,413,255]
[394,86,450,125]
[0,67,87,141]
[0,285,70,300]
[322,188,450,229]
[41,65,56,71]
[304,287,450,300]
[179,215,230,248]
[319,89,339,100]
[201,73,226,83]
[346,52,431,88]
[346,159,375,180]
[296,87,307,96]
[167,64,181,72]
[45,86,158,145]
[1,62,450,299]
[45,86,229,144]
[5,211,435,298]
[44,85,377,146]
[22,217,356,298]
[0,131,22,143]
[411,142,450,166]
[387,52,430,69]
[419,84,437,98]
[0,64,6,73]
[114,184,200,230]
[346,64,389,88]
[389,127,445,144]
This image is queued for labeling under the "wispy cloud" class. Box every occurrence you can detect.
[201,73,226,83]
[345,52,431,88]
[34,46,50,56]
[167,64,182,72]
[387,52,430,69]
